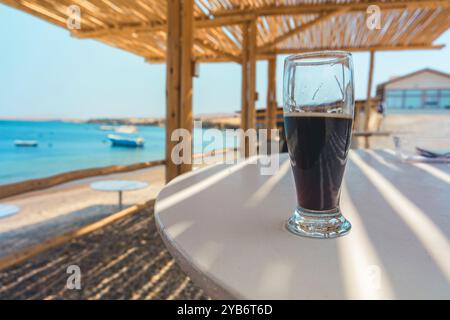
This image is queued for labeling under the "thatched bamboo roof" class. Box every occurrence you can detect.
[1,0,449,63]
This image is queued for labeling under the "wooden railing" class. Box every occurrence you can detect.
[255,107,284,129]
[0,148,240,200]
[255,99,388,148]
[255,100,381,131]
[0,160,165,200]
[354,98,381,132]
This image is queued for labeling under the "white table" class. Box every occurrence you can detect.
[155,150,450,299]
[0,204,20,219]
[90,180,148,210]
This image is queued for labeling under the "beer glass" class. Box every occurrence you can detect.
[283,51,354,239]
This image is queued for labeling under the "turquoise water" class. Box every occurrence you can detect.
[0,120,227,185]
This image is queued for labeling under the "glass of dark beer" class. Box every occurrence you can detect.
[283,51,354,239]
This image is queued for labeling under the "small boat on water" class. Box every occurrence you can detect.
[100,125,138,133]
[14,140,38,147]
[115,125,138,134]
[100,125,115,131]
[107,134,144,148]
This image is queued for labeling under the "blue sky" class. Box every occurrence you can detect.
[1,4,449,119]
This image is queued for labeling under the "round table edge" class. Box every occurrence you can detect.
[90,181,149,192]
[154,170,244,300]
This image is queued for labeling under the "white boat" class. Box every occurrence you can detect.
[115,125,138,134]
[100,125,115,131]
[108,134,144,148]
[14,140,38,147]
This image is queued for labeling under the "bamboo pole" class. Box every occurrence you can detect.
[364,50,375,148]
[166,0,194,182]
[266,56,277,138]
[241,20,257,157]
[248,20,257,133]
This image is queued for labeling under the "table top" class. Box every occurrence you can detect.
[90,180,148,192]
[0,204,20,218]
[155,149,450,299]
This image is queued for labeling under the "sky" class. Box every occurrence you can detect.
[1,4,449,119]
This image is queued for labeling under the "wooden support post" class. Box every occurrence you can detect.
[241,20,257,157]
[364,50,375,148]
[166,0,194,182]
[266,56,277,138]
[180,0,194,175]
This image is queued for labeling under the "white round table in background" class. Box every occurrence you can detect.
[155,150,450,299]
[0,204,20,219]
[90,180,149,210]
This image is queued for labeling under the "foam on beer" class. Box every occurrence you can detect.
[284,112,353,119]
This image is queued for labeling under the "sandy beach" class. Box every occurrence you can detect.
[359,112,450,150]
[0,165,165,258]
[0,151,236,258]
[0,206,207,300]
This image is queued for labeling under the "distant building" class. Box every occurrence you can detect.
[376,68,450,111]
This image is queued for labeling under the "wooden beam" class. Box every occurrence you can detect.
[266,56,277,137]
[248,21,257,135]
[259,44,445,55]
[73,14,256,39]
[241,23,249,135]
[241,20,257,157]
[194,56,242,63]
[194,39,240,63]
[364,50,375,148]
[71,0,450,39]
[166,0,181,182]
[180,0,194,176]
[145,44,444,64]
[166,0,194,182]
[257,9,348,53]
[146,56,241,64]
[195,13,255,28]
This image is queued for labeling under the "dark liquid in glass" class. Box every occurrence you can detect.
[284,113,352,211]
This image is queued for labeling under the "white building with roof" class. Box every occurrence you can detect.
[376,68,450,112]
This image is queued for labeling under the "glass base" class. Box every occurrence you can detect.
[287,207,351,239]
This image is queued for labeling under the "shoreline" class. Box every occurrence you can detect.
[0,112,242,128]
[0,147,235,194]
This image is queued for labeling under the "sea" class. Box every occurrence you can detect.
[0,120,235,185]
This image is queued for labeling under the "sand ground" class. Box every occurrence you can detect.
[356,112,450,150]
[0,165,165,258]
[0,151,236,258]
[0,207,207,300]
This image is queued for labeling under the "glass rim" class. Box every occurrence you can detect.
[285,51,352,66]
